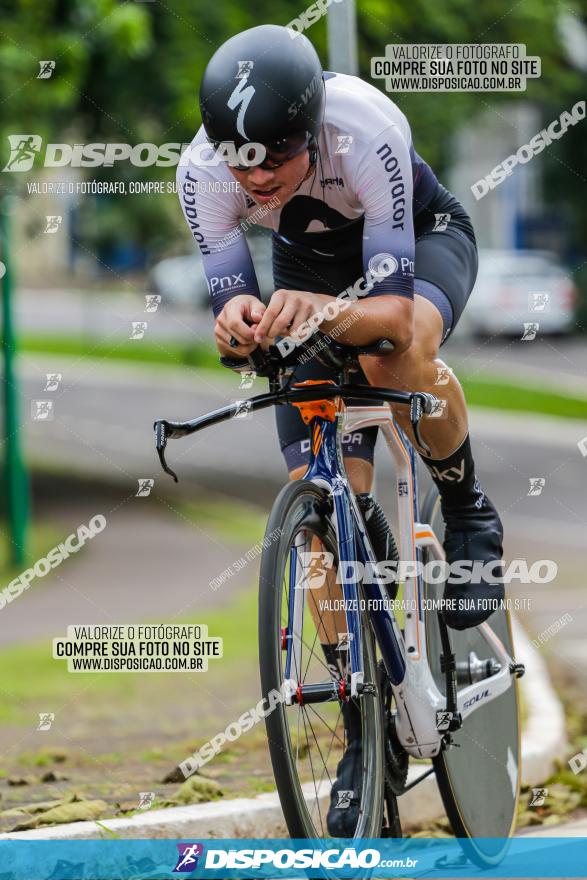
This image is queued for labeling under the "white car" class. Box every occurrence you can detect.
[150,253,207,308]
[149,231,274,309]
[461,250,577,336]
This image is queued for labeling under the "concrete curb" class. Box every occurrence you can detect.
[1,619,566,840]
[511,617,568,784]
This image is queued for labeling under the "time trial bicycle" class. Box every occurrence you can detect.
[154,331,524,867]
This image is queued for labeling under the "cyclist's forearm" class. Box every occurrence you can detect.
[315,294,414,352]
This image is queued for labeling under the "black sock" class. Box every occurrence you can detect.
[420,434,486,514]
[355,493,398,565]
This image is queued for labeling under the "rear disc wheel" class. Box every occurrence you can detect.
[421,486,521,866]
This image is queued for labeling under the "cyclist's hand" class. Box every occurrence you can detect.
[254,289,320,344]
[215,295,266,356]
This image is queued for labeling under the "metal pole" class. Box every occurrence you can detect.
[327,0,359,75]
[1,196,29,565]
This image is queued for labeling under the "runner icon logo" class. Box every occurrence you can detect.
[433,212,451,231]
[529,787,548,806]
[527,478,546,497]
[298,552,335,589]
[37,712,55,731]
[174,843,204,873]
[45,373,62,391]
[38,60,56,78]
[521,322,539,341]
[3,134,42,171]
[335,790,354,809]
[136,479,155,497]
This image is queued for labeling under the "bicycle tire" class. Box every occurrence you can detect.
[421,485,521,866]
[258,479,385,838]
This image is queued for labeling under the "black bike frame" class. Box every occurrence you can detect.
[154,382,434,483]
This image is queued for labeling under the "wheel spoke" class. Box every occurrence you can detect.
[307,702,344,796]
[261,485,386,839]
[303,706,337,790]
[300,705,325,835]
[306,701,345,750]
[282,553,334,682]
[303,619,322,682]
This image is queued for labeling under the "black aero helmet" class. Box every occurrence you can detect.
[199,24,324,147]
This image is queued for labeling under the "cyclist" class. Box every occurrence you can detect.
[178,23,505,833]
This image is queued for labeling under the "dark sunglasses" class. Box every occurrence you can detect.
[211,133,311,171]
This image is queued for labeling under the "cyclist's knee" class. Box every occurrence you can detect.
[361,343,431,389]
[413,292,444,351]
[389,300,442,373]
[377,312,442,380]
[288,465,307,481]
[401,315,441,367]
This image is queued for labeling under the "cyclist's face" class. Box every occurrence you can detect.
[228,148,310,206]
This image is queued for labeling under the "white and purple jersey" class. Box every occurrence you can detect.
[177,72,439,316]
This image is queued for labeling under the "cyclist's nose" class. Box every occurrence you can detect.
[246,166,277,186]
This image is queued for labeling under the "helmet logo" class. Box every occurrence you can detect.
[227,74,255,139]
[236,60,254,79]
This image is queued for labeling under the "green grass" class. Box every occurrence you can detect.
[0,522,64,587]
[21,335,587,421]
[0,578,258,724]
[21,334,220,371]
[175,497,269,546]
[462,374,587,420]
[0,492,262,724]
[0,639,135,723]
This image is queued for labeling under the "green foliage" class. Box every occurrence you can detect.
[0,0,585,272]
[0,521,63,584]
[2,0,582,165]
[358,0,584,170]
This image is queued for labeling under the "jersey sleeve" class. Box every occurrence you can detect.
[176,144,262,317]
[353,124,415,300]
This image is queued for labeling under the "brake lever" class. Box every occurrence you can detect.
[409,392,440,457]
[154,420,179,483]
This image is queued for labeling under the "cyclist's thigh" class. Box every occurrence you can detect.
[274,356,378,474]
[413,184,479,345]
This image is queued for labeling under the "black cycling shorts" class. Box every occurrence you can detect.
[272,183,478,473]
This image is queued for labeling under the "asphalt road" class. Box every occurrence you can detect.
[13,350,587,645]
[19,349,587,523]
[444,332,587,394]
[4,349,587,847]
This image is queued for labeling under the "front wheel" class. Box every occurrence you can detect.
[258,479,385,838]
[421,485,521,866]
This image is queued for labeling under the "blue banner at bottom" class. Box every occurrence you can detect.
[0,837,585,879]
